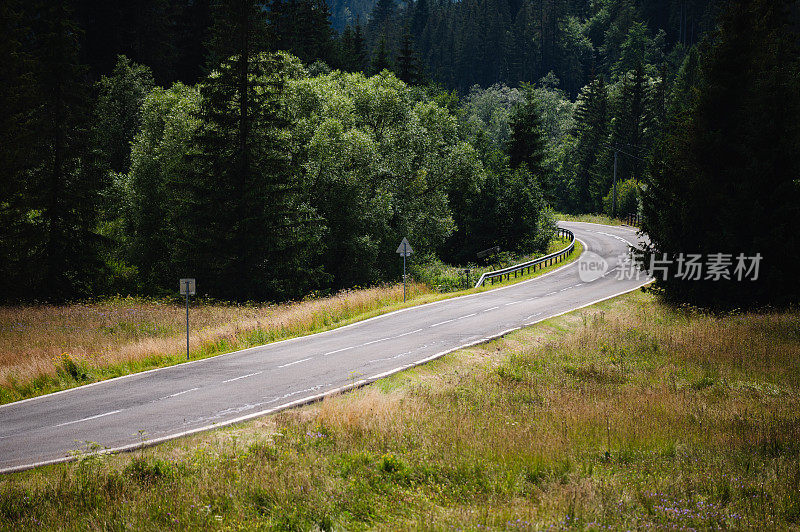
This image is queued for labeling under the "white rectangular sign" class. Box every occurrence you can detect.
[180,278,196,296]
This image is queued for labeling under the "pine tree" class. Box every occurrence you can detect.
[410,0,429,38]
[395,33,420,84]
[0,0,38,301]
[508,86,546,172]
[608,65,649,185]
[371,0,395,35]
[571,76,609,213]
[188,0,321,299]
[372,35,392,74]
[352,20,367,72]
[26,1,103,299]
[205,0,268,71]
[268,0,335,65]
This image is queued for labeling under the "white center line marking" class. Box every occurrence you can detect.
[360,338,389,346]
[483,306,500,312]
[504,301,523,306]
[278,357,313,368]
[222,372,262,384]
[456,313,478,320]
[430,319,455,327]
[390,328,423,338]
[323,346,355,356]
[164,387,200,399]
[56,410,122,427]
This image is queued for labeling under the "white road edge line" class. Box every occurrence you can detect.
[222,372,262,384]
[55,410,122,428]
[2,274,653,474]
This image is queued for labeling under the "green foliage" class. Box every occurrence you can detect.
[507,84,547,176]
[603,178,640,217]
[187,51,321,300]
[125,82,202,292]
[93,55,155,175]
[289,69,474,286]
[459,83,524,155]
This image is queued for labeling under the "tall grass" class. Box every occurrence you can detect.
[0,283,431,403]
[2,290,798,529]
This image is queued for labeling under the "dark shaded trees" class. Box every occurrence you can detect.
[569,76,608,212]
[642,0,800,308]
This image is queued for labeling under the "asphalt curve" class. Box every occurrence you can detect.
[0,222,651,473]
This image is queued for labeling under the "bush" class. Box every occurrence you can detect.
[603,179,640,217]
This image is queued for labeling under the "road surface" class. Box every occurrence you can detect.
[0,222,650,473]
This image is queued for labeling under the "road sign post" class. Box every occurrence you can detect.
[180,278,196,360]
[395,237,413,302]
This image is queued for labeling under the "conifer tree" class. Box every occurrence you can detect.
[28,1,103,299]
[395,33,420,84]
[190,0,321,299]
[372,35,392,73]
[608,65,649,185]
[352,21,367,72]
[410,0,429,38]
[571,76,609,212]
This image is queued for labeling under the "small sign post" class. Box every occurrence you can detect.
[180,278,196,360]
[395,237,413,302]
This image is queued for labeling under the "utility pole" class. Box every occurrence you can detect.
[613,150,618,218]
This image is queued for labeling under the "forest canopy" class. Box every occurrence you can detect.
[1,0,798,309]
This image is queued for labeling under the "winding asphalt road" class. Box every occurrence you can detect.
[0,222,650,473]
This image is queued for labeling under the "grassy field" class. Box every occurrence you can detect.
[0,238,581,405]
[2,289,798,530]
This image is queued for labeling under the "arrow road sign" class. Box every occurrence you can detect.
[396,237,413,257]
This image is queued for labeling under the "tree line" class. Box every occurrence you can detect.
[2,0,797,309]
[0,0,554,302]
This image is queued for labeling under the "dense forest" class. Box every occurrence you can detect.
[1,0,798,308]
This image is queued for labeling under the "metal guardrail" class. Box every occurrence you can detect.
[473,228,576,289]
[624,213,641,227]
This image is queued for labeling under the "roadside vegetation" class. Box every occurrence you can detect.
[551,213,625,227]
[2,289,798,529]
[0,237,580,405]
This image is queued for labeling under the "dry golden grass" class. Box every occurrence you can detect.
[0,283,431,395]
